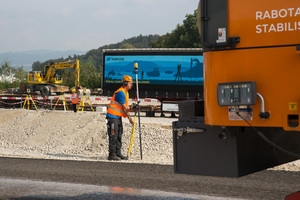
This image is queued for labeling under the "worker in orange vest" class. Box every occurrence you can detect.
[70,89,79,113]
[106,75,134,161]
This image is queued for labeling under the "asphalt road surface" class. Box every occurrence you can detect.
[0,157,299,200]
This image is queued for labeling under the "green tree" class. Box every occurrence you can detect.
[150,10,201,48]
[32,61,43,71]
[79,63,102,89]
[12,67,27,83]
[61,63,102,89]
[0,61,27,90]
[61,68,74,88]
[0,61,11,79]
[120,43,135,49]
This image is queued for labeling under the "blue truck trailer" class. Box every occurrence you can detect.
[102,48,203,100]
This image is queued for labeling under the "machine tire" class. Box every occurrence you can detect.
[41,86,50,97]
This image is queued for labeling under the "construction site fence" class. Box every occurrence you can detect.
[0,96,159,108]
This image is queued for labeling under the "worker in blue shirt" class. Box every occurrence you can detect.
[106,75,134,160]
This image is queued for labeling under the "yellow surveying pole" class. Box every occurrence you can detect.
[127,102,139,157]
[134,62,143,160]
[127,115,137,156]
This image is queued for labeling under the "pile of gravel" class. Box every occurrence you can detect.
[0,109,174,165]
[0,108,299,172]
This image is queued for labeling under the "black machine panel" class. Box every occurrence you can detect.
[217,81,257,106]
[201,0,228,50]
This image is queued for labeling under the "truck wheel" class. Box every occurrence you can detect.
[41,86,50,97]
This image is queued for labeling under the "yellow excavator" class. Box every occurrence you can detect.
[26,59,80,96]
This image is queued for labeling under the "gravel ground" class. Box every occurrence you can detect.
[0,108,299,171]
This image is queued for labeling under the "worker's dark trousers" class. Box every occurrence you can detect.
[72,104,77,113]
[107,117,123,156]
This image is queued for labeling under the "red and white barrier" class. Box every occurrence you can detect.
[0,96,159,106]
[0,96,159,102]
[0,100,25,105]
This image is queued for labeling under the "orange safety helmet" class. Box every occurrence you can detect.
[122,75,133,82]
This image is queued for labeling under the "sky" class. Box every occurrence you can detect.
[0,0,199,54]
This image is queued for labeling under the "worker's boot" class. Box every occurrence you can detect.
[116,153,128,160]
[108,153,121,161]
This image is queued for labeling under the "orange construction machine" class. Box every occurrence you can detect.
[173,0,300,177]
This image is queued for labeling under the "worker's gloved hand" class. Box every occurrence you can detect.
[129,103,137,110]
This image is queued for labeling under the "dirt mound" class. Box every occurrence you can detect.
[0,109,173,165]
[0,108,299,171]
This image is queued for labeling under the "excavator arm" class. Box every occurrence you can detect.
[74,59,80,88]
[43,59,80,86]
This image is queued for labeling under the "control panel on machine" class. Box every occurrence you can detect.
[217,82,256,106]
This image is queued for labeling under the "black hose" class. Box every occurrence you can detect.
[236,112,300,159]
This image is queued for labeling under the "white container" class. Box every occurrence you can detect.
[96,106,107,113]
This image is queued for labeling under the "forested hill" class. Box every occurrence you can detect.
[32,34,160,72]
